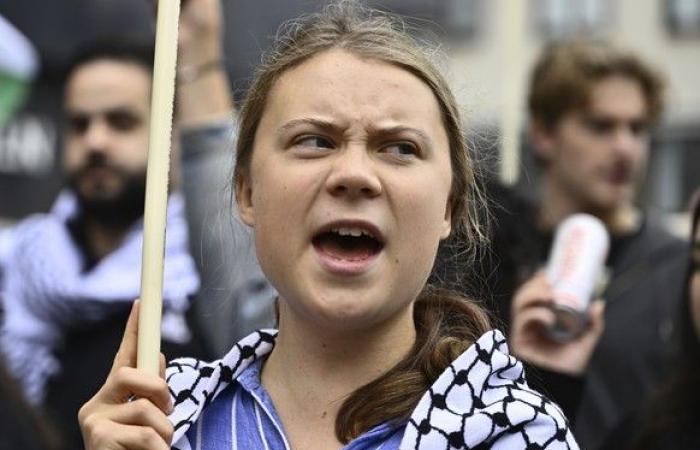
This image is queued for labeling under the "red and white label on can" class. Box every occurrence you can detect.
[546,214,610,312]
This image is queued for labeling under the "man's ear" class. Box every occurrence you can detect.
[529,119,557,163]
[236,174,255,227]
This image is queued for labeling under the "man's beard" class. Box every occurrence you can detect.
[67,153,147,230]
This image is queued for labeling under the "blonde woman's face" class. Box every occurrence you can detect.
[237,49,453,333]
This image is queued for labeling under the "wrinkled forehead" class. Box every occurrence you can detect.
[263,49,446,132]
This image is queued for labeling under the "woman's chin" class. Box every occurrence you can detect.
[281,293,408,335]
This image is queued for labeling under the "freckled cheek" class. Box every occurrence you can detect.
[253,183,296,236]
[396,189,449,254]
[388,192,447,295]
[252,171,319,259]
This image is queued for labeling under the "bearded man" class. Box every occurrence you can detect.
[0,40,202,448]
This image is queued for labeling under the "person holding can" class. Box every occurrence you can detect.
[438,40,688,449]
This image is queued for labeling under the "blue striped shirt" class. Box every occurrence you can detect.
[182,358,405,450]
[169,330,580,449]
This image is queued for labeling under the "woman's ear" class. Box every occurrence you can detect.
[236,174,255,227]
[440,201,452,240]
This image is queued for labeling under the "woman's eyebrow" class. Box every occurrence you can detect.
[367,124,432,144]
[278,119,431,142]
[278,117,339,135]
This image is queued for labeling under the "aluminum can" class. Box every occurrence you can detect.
[546,214,609,341]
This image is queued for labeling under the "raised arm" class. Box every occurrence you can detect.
[175,0,275,353]
[176,0,232,127]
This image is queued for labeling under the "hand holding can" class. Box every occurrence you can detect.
[546,214,609,341]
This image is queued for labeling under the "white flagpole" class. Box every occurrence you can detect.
[137,0,181,375]
[499,0,526,186]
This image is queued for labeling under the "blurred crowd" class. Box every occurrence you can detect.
[0,1,698,449]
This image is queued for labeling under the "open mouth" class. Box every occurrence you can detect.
[312,226,384,262]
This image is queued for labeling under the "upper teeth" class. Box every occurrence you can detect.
[333,227,372,238]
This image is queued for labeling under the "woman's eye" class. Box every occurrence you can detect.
[295,136,334,149]
[382,142,418,157]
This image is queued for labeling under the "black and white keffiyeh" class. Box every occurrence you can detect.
[166,329,579,449]
[0,190,199,404]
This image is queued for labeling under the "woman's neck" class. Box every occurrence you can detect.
[261,301,416,450]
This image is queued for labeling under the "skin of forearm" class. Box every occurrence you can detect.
[177,32,234,128]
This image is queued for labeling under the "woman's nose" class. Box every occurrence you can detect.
[325,146,382,199]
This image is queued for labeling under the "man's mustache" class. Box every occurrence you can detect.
[74,153,126,178]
